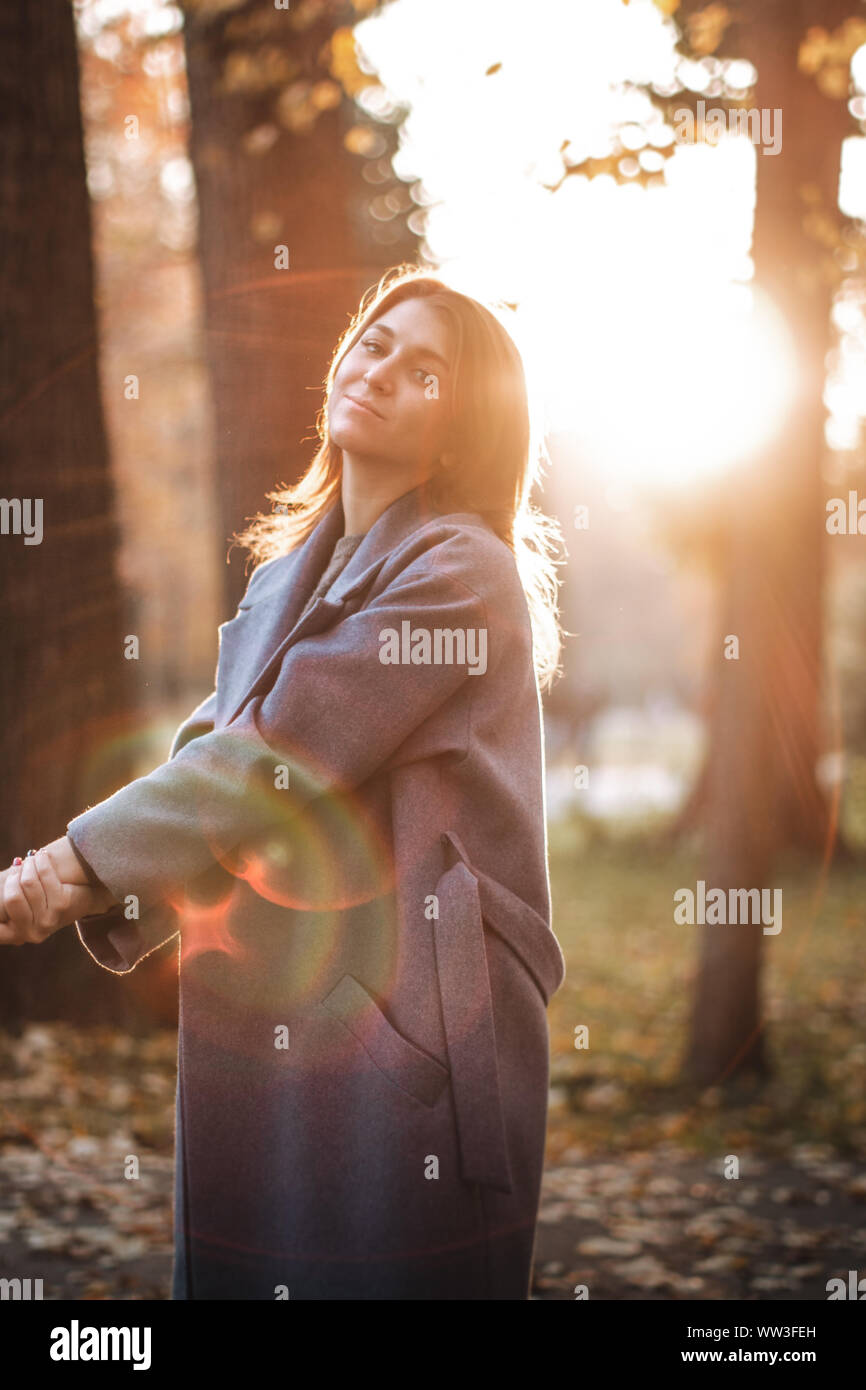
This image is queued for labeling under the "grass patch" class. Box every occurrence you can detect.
[546,827,866,1161]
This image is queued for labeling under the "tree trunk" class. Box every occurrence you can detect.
[682,0,851,1084]
[180,0,418,612]
[0,2,138,1030]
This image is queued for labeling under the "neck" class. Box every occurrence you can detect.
[340,456,435,537]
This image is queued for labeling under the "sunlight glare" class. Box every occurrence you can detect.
[356,0,843,489]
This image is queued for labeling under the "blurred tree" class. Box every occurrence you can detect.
[0,1,147,1030]
[669,0,861,1087]
[566,0,865,1082]
[179,0,416,610]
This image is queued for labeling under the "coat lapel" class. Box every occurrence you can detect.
[218,478,446,728]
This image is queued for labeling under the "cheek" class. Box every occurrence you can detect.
[402,393,448,440]
[334,353,361,389]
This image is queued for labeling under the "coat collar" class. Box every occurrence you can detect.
[220,477,449,727]
[312,475,448,605]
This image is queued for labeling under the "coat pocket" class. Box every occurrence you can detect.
[320,973,450,1108]
[440,830,566,1007]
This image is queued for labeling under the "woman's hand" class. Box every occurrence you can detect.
[0,840,119,945]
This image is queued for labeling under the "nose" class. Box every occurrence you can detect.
[363,357,393,393]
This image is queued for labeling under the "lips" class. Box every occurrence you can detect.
[345,394,384,420]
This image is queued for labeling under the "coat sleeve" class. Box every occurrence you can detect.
[68,550,491,949]
[72,686,221,973]
[66,835,107,889]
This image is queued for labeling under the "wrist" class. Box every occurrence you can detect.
[87,881,122,915]
[44,836,89,886]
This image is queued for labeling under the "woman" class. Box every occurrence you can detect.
[0,265,567,1300]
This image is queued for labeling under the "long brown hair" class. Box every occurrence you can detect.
[231,264,564,690]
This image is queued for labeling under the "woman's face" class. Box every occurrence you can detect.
[329,298,455,475]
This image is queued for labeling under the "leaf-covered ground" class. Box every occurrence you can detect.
[0,842,863,1299]
[0,1028,175,1299]
[536,834,866,1298]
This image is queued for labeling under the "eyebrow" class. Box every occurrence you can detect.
[366,321,451,372]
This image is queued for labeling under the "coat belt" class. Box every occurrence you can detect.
[439,830,565,1006]
[432,858,514,1195]
[432,832,565,1197]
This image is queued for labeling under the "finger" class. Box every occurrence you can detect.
[33,848,67,922]
[7,858,54,941]
[0,922,20,944]
[35,849,90,931]
[3,865,34,932]
[31,850,80,940]
[3,859,65,942]
[18,854,49,925]
[21,854,48,906]
[0,868,27,938]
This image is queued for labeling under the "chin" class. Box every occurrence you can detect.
[330,399,377,445]
[328,415,360,451]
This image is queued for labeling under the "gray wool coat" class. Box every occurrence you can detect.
[68,479,566,1300]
